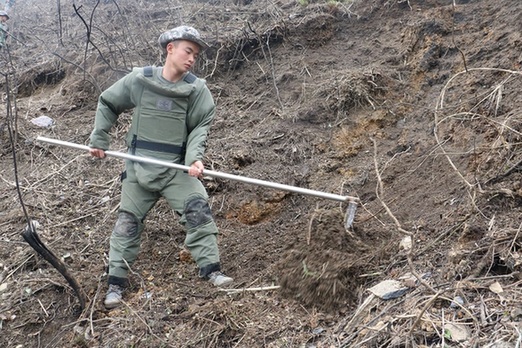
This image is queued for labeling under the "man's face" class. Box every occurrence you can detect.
[166,40,201,73]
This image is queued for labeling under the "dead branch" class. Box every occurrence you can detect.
[21,222,87,310]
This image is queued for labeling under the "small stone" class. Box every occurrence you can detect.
[30,115,55,128]
[450,296,464,309]
[489,281,504,294]
[445,322,470,342]
[368,280,409,300]
[399,236,412,251]
[510,308,522,320]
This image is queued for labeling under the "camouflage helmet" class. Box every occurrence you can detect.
[158,25,208,50]
[0,11,9,19]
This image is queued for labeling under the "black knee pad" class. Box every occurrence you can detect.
[184,196,213,228]
[113,212,139,237]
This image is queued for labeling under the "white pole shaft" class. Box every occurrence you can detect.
[36,136,358,203]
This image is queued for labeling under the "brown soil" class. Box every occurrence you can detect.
[1,0,522,347]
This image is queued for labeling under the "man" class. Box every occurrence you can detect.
[0,10,9,49]
[89,25,233,309]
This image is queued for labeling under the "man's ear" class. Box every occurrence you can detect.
[166,41,179,54]
[165,42,174,54]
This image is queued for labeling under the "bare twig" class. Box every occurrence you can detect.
[219,285,280,294]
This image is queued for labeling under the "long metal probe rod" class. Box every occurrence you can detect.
[36,136,358,203]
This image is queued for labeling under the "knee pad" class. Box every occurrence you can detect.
[184,196,213,228]
[113,212,139,237]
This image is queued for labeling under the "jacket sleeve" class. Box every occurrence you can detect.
[89,71,138,150]
[184,81,215,166]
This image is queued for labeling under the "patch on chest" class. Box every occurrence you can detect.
[156,98,173,111]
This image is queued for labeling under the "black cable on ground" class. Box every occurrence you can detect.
[2,47,87,311]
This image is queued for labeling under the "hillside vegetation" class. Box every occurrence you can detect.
[1,0,522,347]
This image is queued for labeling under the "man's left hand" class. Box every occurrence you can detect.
[188,160,204,178]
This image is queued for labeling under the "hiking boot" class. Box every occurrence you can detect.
[208,271,233,287]
[104,284,124,309]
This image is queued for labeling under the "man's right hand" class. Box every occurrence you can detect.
[90,148,106,158]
